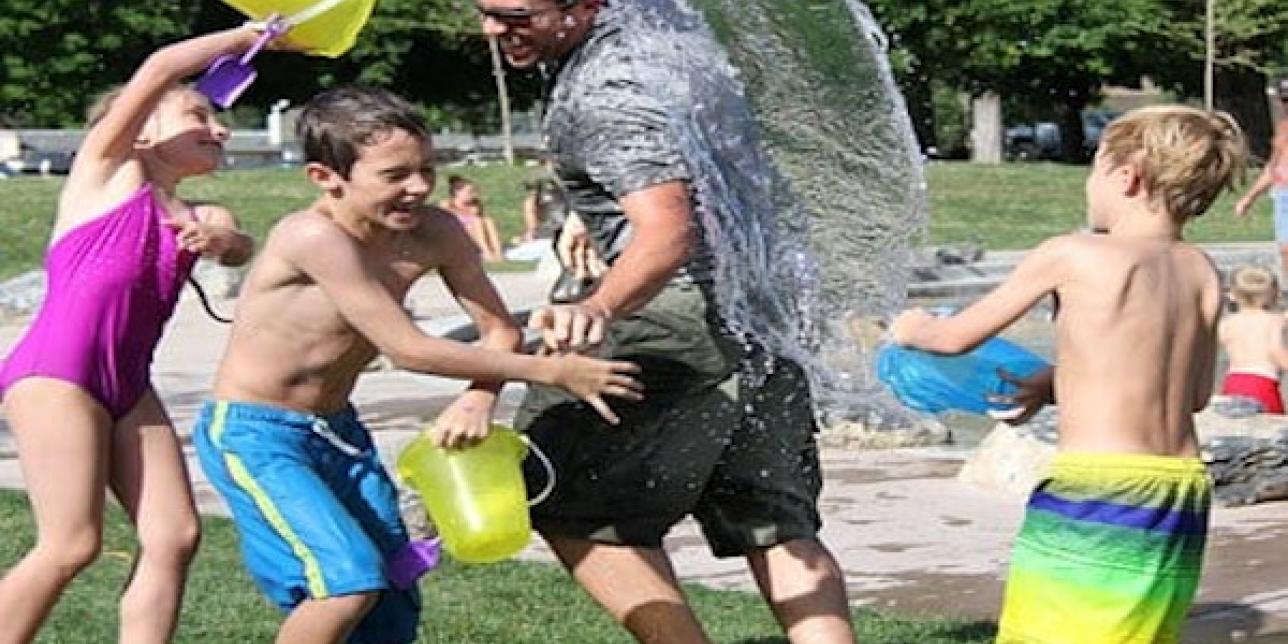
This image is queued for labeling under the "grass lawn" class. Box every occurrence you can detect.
[0,161,1275,280]
[0,490,994,643]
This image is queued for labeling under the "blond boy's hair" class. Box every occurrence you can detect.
[1098,105,1248,222]
[1230,265,1279,310]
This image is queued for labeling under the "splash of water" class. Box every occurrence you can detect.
[612,0,928,426]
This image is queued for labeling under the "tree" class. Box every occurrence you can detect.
[870,0,1168,162]
[1149,0,1288,159]
[0,0,534,131]
[0,1,197,126]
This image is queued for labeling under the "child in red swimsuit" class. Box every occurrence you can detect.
[1218,265,1288,414]
[0,28,268,641]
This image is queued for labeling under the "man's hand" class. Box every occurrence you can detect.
[528,302,611,353]
[428,390,497,449]
[987,366,1055,425]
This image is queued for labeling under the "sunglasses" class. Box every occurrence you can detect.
[475,4,566,27]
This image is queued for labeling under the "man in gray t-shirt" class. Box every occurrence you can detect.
[477,2,854,641]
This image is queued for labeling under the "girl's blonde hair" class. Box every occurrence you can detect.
[1230,265,1279,310]
[85,84,188,128]
[1098,105,1248,222]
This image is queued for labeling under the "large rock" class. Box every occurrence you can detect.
[958,398,1288,505]
[956,417,1057,497]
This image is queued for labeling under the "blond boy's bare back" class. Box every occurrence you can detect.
[1049,233,1220,456]
[1219,308,1287,375]
[214,203,493,413]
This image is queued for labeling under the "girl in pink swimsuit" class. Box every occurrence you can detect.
[0,28,265,642]
[440,174,505,262]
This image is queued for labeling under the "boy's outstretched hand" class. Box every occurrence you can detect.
[550,354,643,425]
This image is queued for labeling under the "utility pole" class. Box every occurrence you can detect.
[488,36,515,165]
[1204,0,1215,111]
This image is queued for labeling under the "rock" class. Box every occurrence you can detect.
[0,270,45,322]
[821,416,951,449]
[933,244,985,266]
[956,421,1056,497]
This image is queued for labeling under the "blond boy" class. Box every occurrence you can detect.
[1218,265,1288,413]
[892,106,1248,643]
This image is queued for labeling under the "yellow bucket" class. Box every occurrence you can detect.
[396,425,554,564]
[218,0,376,57]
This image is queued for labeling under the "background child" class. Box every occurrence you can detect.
[439,175,504,262]
[892,105,1247,643]
[193,86,641,644]
[0,27,261,642]
[1218,265,1288,413]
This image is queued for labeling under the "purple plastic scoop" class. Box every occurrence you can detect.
[387,538,442,590]
[196,18,287,109]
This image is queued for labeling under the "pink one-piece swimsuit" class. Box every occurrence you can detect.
[0,183,196,420]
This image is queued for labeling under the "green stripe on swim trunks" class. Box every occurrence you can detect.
[209,405,328,600]
[210,401,230,445]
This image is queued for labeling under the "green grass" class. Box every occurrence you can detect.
[924,162,1273,250]
[0,490,994,642]
[0,163,550,280]
[0,161,1275,280]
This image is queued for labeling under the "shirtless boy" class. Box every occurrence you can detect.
[893,105,1248,643]
[193,86,640,644]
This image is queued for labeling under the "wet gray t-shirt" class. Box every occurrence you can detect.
[541,3,715,284]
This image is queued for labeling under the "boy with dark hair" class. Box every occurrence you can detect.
[193,85,640,644]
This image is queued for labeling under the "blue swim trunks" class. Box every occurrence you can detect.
[1274,187,1288,243]
[193,400,420,644]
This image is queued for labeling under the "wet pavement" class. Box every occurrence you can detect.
[3,255,1288,641]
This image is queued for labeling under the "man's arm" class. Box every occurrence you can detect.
[530,181,694,352]
[891,236,1070,353]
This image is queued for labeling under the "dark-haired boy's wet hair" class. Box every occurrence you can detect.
[298,85,430,178]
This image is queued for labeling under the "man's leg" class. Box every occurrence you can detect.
[746,539,854,643]
[545,534,710,644]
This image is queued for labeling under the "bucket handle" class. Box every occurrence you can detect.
[285,0,349,27]
[519,435,556,507]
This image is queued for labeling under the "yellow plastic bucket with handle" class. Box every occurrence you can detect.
[396,425,555,564]
[218,0,376,57]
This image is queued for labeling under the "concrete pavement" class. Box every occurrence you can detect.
[3,258,1288,641]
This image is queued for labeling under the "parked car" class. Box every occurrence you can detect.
[1005,110,1120,162]
[4,143,74,175]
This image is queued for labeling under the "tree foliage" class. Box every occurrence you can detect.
[0,0,534,130]
[0,1,197,126]
[870,0,1288,160]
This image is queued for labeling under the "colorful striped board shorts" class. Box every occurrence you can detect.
[996,453,1211,644]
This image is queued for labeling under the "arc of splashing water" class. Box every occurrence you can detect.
[610,0,928,428]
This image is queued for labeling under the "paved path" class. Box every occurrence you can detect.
[3,259,1288,642]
